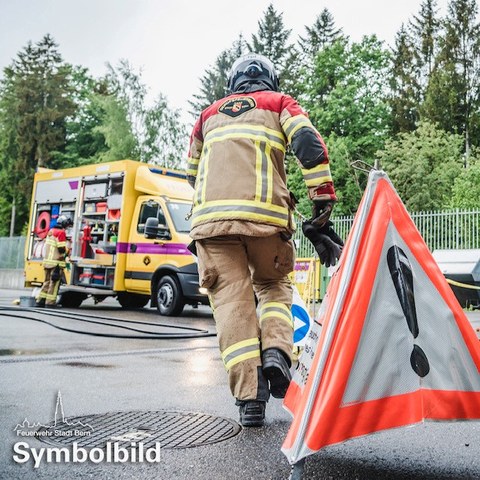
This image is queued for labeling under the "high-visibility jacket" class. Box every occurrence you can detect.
[186,90,336,239]
[42,227,67,269]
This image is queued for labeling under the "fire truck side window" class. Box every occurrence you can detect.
[137,201,166,234]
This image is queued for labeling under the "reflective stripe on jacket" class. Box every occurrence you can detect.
[42,227,67,268]
[186,90,336,236]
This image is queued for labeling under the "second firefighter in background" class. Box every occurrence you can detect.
[186,53,343,427]
[36,215,73,307]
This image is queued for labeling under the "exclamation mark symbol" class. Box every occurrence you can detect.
[387,246,430,378]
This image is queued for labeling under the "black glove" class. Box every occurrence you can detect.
[302,220,344,268]
[311,200,334,228]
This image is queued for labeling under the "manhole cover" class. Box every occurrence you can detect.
[37,410,241,449]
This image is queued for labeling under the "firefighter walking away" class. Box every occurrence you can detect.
[186,53,343,427]
[36,215,73,308]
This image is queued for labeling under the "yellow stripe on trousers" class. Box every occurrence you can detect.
[221,337,260,371]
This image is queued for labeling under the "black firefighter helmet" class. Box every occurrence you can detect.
[227,53,280,94]
[56,215,73,229]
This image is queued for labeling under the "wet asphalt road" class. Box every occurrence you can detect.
[0,288,479,480]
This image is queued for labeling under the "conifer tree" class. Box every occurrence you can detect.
[189,35,247,118]
[409,0,440,80]
[389,25,421,133]
[0,34,76,234]
[247,3,292,73]
[422,0,480,155]
[298,8,344,65]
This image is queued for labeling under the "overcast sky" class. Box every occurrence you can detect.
[1,0,451,124]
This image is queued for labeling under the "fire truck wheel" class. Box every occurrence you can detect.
[156,275,185,316]
[117,292,150,309]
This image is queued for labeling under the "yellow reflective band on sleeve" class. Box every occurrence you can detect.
[191,199,289,227]
[56,241,67,248]
[260,302,293,328]
[204,124,286,153]
[221,338,260,371]
[283,114,314,144]
[186,156,199,176]
[301,163,332,187]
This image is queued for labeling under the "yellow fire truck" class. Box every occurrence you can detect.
[24,159,208,315]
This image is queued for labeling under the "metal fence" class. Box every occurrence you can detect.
[294,208,480,258]
[0,236,26,269]
[0,208,478,269]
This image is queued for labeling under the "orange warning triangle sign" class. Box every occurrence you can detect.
[282,170,480,464]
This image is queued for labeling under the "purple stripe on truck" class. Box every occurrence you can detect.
[116,242,190,255]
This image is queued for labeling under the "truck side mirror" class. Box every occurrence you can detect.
[144,217,159,239]
[144,217,172,240]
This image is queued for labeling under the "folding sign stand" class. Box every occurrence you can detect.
[283,169,480,474]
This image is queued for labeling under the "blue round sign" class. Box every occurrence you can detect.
[292,303,311,344]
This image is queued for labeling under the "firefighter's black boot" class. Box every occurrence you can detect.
[237,400,266,427]
[35,298,45,308]
[262,348,292,399]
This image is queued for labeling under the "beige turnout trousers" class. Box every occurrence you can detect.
[37,267,62,305]
[196,234,294,402]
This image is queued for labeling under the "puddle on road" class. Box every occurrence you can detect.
[0,348,54,356]
[59,361,115,369]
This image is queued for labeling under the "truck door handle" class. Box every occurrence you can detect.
[130,244,137,252]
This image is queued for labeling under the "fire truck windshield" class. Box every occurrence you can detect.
[166,202,192,233]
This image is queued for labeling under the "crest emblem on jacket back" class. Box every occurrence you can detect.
[218,97,256,117]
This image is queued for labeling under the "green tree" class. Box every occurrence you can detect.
[55,67,109,167]
[0,72,19,236]
[94,94,138,162]
[189,36,247,117]
[450,157,480,207]
[422,0,480,155]
[376,121,464,210]
[389,25,421,133]
[143,94,187,168]
[248,4,299,96]
[295,36,391,214]
[409,0,441,79]
[101,60,187,167]
[298,8,344,64]
[0,34,76,235]
[289,8,344,100]
[247,3,292,71]
[305,36,391,157]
